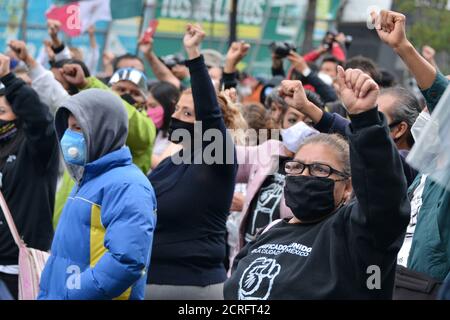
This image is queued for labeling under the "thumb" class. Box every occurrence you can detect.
[294,81,306,97]
[336,65,346,90]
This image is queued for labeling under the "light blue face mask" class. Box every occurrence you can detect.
[60,129,87,166]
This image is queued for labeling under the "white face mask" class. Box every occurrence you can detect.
[317,72,334,86]
[411,110,431,142]
[238,85,252,97]
[281,121,318,153]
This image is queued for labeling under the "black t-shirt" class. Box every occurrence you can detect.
[244,157,288,244]
[225,108,410,300]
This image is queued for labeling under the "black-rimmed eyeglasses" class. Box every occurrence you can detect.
[284,160,350,180]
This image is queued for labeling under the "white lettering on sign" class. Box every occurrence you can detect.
[160,0,265,25]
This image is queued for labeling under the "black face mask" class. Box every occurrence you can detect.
[0,119,18,143]
[284,175,340,223]
[120,93,137,106]
[168,117,195,146]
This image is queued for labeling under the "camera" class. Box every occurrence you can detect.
[322,30,352,50]
[269,42,296,59]
[160,53,185,69]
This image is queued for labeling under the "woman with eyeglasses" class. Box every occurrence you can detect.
[224,67,410,299]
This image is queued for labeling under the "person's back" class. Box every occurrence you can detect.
[38,89,157,300]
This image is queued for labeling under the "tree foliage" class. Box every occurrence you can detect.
[395,0,450,51]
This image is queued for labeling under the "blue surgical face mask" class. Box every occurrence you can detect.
[60,129,87,166]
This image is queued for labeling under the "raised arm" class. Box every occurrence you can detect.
[287,52,338,103]
[9,40,69,115]
[337,66,410,249]
[183,24,222,126]
[139,37,181,89]
[0,54,57,169]
[222,41,250,89]
[372,10,436,91]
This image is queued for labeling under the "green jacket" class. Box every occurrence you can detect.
[407,72,450,282]
[53,77,156,228]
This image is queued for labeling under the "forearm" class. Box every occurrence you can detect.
[349,108,409,248]
[186,55,222,124]
[395,41,437,90]
[28,63,69,115]
[222,71,238,89]
[305,72,338,102]
[145,52,180,88]
[299,102,325,126]
[2,73,53,125]
[271,64,285,77]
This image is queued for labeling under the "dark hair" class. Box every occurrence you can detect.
[113,54,145,72]
[149,81,180,137]
[242,103,274,145]
[265,86,287,110]
[53,59,91,78]
[380,87,421,148]
[242,103,270,131]
[305,90,325,110]
[321,55,343,67]
[379,69,397,88]
[344,55,381,84]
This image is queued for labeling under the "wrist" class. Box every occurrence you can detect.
[393,40,413,55]
[25,56,36,68]
[224,61,237,74]
[51,37,61,47]
[185,47,200,60]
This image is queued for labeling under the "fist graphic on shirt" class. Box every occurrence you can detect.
[238,257,281,300]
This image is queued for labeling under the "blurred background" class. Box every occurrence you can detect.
[0,0,449,82]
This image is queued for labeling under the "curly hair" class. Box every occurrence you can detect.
[181,89,248,145]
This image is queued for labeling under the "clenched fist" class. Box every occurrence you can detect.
[0,54,11,78]
[336,66,379,115]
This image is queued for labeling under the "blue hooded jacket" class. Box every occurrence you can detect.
[38,89,156,300]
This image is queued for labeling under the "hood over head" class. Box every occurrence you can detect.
[55,89,128,181]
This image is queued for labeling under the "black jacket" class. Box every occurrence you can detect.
[224,108,410,299]
[0,73,59,265]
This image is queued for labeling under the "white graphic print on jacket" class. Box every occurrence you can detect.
[238,257,281,300]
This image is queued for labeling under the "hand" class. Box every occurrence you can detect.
[48,19,62,47]
[0,54,11,78]
[271,53,283,69]
[287,51,308,73]
[279,80,309,111]
[422,45,436,62]
[335,32,346,44]
[183,24,205,60]
[48,19,61,39]
[230,193,244,212]
[87,25,95,36]
[62,64,87,89]
[317,45,328,54]
[224,41,250,73]
[102,52,115,66]
[8,40,31,63]
[336,66,379,115]
[222,88,238,104]
[371,10,409,51]
[138,36,154,56]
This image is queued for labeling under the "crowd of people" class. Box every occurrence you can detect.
[0,9,450,300]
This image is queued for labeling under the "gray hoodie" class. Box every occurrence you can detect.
[55,88,128,182]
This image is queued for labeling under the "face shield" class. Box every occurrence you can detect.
[407,85,450,191]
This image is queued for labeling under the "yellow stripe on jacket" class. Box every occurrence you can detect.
[90,204,132,300]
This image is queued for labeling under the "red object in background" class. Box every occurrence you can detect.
[141,20,159,43]
[46,3,81,37]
